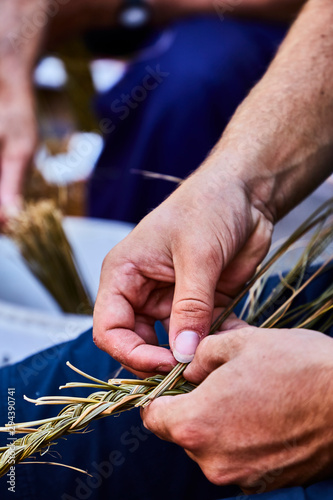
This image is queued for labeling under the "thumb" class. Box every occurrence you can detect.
[169,256,219,364]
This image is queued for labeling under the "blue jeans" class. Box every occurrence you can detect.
[1,267,332,499]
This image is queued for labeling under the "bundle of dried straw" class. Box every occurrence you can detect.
[5,200,93,315]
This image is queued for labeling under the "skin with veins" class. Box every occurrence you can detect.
[94,0,333,489]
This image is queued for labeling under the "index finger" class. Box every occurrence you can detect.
[93,263,176,373]
[184,325,253,384]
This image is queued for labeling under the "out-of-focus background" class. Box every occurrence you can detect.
[0,4,331,367]
[0,44,132,365]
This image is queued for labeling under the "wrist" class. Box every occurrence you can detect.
[196,147,278,226]
[205,98,333,224]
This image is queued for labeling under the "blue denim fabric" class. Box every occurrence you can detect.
[0,267,332,499]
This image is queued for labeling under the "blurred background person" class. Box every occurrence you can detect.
[0,0,304,224]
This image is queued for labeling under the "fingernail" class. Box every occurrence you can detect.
[173,331,200,363]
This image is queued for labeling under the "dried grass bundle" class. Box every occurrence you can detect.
[1,198,333,478]
[5,200,93,315]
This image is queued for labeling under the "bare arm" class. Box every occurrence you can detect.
[94,0,333,373]
[95,1,333,486]
[212,0,333,222]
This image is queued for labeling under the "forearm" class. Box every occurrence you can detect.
[204,0,333,222]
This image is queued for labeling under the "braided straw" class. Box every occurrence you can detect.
[0,362,194,477]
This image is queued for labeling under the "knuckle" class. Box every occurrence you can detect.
[223,326,254,348]
[172,419,205,451]
[202,462,246,487]
[101,253,111,273]
[239,470,271,494]
[202,465,225,486]
[220,335,241,357]
[235,326,255,338]
[100,250,122,277]
[173,298,211,321]
[100,250,132,277]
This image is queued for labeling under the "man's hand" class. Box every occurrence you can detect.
[93,169,273,375]
[0,82,37,222]
[94,0,333,376]
[142,320,333,492]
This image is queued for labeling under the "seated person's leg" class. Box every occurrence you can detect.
[88,15,287,223]
[0,328,238,500]
[1,267,332,499]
